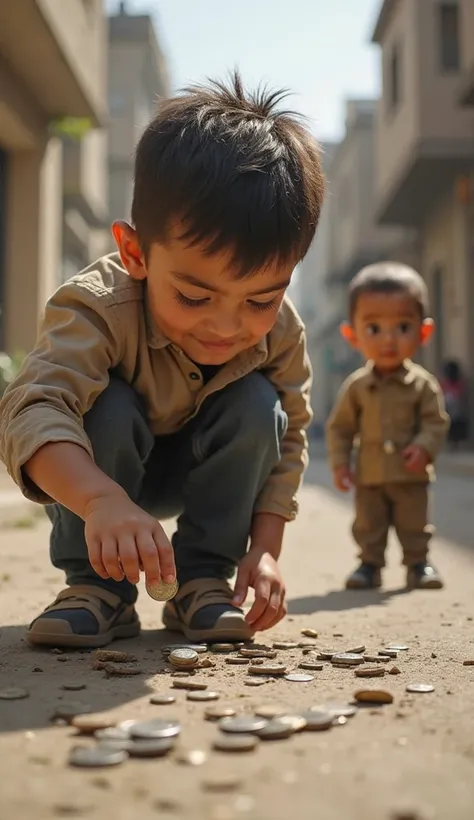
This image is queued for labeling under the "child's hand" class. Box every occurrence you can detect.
[232,548,286,632]
[403,444,430,472]
[84,492,176,586]
[333,465,355,492]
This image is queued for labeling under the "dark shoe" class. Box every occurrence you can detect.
[162,577,254,642]
[345,562,382,590]
[406,562,444,590]
[27,585,141,648]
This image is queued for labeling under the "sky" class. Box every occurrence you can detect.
[106,0,382,142]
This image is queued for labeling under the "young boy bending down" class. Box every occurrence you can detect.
[0,75,324,648]
[326,262,449,591]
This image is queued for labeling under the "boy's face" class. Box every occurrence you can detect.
[113,222,294,364]
[342,291,433,372]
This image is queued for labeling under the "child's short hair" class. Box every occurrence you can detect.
[131,71,324,276]
[349,261,429,320]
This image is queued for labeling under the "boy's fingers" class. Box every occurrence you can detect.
[101,536,124,582]
[118,535,141,584]
[251,588,281,632]
[136,532,161,585]
[153,527,176,584]
[245,578,271,626]
[87,534,108,579]
[232,566,250,606]
[264,596,287,630]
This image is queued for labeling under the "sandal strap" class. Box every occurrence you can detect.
[173,578,235,624]
[41,585,126,630]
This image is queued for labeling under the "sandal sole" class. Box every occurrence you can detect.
[26,620,141,649]
[162,609,253,643]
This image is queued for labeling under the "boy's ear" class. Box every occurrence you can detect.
[112,220,147,280]
[340,322,358,348]
[420,318,435,346]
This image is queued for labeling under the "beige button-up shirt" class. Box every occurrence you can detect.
[0,253,312,519]
[326,360,449,485]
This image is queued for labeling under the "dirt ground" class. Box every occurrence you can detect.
[1,459,474,820]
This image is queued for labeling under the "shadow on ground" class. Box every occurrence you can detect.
[287,586,410,616]
[0,624,183,734]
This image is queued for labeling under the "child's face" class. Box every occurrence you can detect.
[113,222,294,365]
[343,291,432,372]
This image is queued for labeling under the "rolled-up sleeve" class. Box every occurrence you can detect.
[0,283,123,503]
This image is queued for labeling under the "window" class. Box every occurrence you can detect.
[439,3,460,71]
[388,43,402,112]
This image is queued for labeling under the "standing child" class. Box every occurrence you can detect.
[326,262,449,590]
[0,74,324,648]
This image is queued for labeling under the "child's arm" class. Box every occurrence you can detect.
[325,378,359,490]
[403,377,450,471]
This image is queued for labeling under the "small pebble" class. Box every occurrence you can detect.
[301,629,318,639]
[389,667,401,676]
[172,679,208,691]
[175,749,207,766]
[104,664,143,677]
[94,650,138,664]
[463,660,474,666]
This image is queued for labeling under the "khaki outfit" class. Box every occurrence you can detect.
[326,361,449,567]
[0,252,312,521]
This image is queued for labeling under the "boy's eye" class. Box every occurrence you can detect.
[398,322,412,334]
[366,323,380,336]
[247,298,278,312]
[174,291,209,308]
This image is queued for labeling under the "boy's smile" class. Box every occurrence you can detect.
[114,222,294,365]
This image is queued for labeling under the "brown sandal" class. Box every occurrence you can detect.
[162,578,254,642]
[27,585,141,649]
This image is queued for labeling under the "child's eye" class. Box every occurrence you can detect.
[398,322,412,334]
[366,323,380,336]
[174,291,209,308]
[247,298,278,312]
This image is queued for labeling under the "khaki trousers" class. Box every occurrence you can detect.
[352,483,432,568]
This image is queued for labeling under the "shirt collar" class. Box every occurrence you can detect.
[362,359,416,388]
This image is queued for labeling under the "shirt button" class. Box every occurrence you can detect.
[189,371,201,381]
[383,440,395,455]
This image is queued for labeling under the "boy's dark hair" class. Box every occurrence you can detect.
[349,261,429,320]
[131,71,324,276]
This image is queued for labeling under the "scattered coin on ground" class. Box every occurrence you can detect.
[225,657,250,665]
[130,719,181,740]
[146,579,179,601]
[299,662,324,671]
[333,716,348,726]
[219,716,268,734]
[386,645,409,652]
[355,667,386,678]
[284,673,314,683]
[239,648,277,659]
[346,645,366,654]
[300,711,334,731]
[331,653,364,666]
[0,688,30,700]
[72,714,117,734]
[172,679,208,691]
[301,629,318,639]
[169,648,200,668]
[379,649,398,659]
[61,683,87,692]
[318,703,358,719]
[51,703,91,723]
[175,749,207,766]
[186,690,220,702]
[406,684,435,694]
[298,640,318,649]
[254,704,286,719]
[69,745,127,768]
[364,655,389,664]
[354,690,394,704]
[244,678,268,687]
[257,719,295,740]
[150,694,176,705]
[127,738,175,758]
[210,643,235,653]
[249,664,287,677]
[213,734,260,753]
[277,715,307,732]
[205,706,237,721]
[95,727,131,741]
[273,641,299,650]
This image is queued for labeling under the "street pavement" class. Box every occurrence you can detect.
[0,458,473,820]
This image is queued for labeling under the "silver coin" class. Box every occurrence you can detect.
[254,704,286,719]
[150,694,177,705]
[205,706,237,721]
[130,719,181,740]
[273,641,299,650]
[318,650,338,660]
[127,738,175,758]
[213,734,260,753]
[406,683,435,694]
[284,673,314,683]
[146,579,179,601]
[257,719,295,740]
[315,703,357,719]
[169,648,199,667]
[0,688,30,701]
[300,710,334,731]
[186,690,220,702]
[219,716,268,734]
[331,653,364,666]
[378,649,398,658]
[299,662,324,672]
[69,745,128,768]
[277,714,307,732]
[94,727,131,742]
[210,643,235,653]
[386,644,409,652]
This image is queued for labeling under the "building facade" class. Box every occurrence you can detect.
[0,0,107,354]
[372,0,474,437]
[107,4,170,227]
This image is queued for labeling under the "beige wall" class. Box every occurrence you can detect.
[460,0,474,72]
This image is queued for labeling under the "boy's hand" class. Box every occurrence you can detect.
[333,465,355,492]
[403,444,430,472]
[84,492,176,586]
[232,548,286,633]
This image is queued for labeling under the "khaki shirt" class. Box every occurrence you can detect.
[0,253,312,519]
[325,360,449,485]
